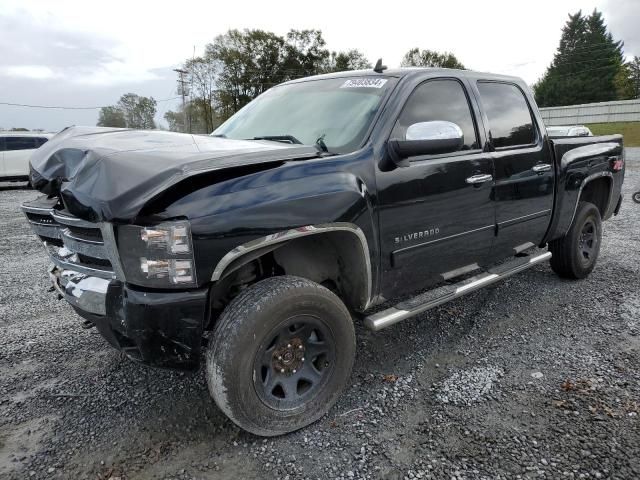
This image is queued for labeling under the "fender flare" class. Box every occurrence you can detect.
[210,222,373,310]
[567,171,613,227]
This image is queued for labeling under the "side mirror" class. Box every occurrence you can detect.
[389,121,464,164]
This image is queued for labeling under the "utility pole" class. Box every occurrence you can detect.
[173,68,189,133]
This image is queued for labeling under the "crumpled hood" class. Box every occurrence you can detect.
[30,126,319,222]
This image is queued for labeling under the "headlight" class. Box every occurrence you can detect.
[118,220,197,288]
[140,224,191,254]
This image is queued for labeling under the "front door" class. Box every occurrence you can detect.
[376,78,495,299]
[473,81,554,259]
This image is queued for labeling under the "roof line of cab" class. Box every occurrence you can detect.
[0,132,55,137]
[282,67,523,85]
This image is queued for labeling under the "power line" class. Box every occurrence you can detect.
[0,102,106,110]
[552,41,625,55]
[546,64,621,79]
[0,96,180,110]
[551,49,625,62]
[157,86,182,122]
[549,56,621,69]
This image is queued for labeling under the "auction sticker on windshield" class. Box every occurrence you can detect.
[340,78,388,89]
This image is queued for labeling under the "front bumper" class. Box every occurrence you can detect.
[50,266,209,370]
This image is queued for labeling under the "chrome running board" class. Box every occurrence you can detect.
[364,251,552,331]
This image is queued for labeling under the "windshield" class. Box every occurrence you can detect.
[212,77,393,153]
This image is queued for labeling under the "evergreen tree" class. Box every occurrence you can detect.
[534,10,627,107]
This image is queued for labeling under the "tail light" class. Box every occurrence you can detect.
[610,155,624,172]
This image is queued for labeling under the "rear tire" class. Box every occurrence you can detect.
[206,275,355,436]
[549,201,602,279]
[633,191,640,204]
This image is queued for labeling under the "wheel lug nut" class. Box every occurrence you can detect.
[277,356,282,360]
[287,343,291,348]
[298,345,303,349]
[301,357,305,362]
[293,369,297,374]
[280,368,285,373]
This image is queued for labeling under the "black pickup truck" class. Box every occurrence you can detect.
[23,67,625,436]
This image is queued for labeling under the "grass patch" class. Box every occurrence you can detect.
[586,122,640,147]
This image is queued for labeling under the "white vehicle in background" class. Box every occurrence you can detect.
[546,125,593,137]
[0,132,53,182]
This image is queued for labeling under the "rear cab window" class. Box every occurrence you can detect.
[476,82,537,149]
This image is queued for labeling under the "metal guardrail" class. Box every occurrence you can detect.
[540,99,640,125]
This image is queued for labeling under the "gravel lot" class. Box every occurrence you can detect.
[1,149,639,480]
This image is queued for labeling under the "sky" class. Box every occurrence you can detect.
[1,0,638,132]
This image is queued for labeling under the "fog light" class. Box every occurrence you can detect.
[140,258,194,284]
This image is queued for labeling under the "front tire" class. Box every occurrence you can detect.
[549,201,602,279]
[206,275,356,436]
[633,191,640,204]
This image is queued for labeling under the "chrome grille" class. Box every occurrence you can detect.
[22,197,124,280]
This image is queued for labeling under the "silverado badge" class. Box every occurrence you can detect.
[394,228,441,245]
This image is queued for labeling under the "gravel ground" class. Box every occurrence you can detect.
[1,149,639,480]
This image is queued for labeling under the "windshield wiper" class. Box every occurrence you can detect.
[315,134,329,153]
[251,135,303,145]
[251,134,335,156]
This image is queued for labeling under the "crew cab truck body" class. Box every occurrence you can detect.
[22,68,624,436]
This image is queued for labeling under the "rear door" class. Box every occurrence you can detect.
[3,136,37,176]
[376,77,495,298]
[473,81,555,259]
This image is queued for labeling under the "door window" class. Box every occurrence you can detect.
[5,137,37,151]
[392,79,479,151]
[34,137,49,147]
[477,82,536,148]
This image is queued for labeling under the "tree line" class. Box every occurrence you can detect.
[97,28,464,132]
[162,30,465,133]
[164,29,373,133]
[96,13,640,132]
